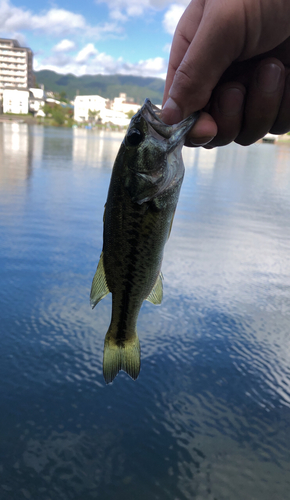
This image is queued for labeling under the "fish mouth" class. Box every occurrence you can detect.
[141,98,200,146]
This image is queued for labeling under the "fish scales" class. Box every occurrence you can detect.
[90,99,199,384]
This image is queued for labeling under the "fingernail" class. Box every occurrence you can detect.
[257,63,282,93]
[218,87,244,116]
[162,97,183,124]
[190,137,214,146]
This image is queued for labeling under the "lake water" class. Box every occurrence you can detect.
[0,122,290,500]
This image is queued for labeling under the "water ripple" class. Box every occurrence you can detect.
[1,127,290,499]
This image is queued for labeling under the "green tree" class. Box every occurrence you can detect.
[88,109,100,123]
[59,91,69,103]
[52,107,65,125]
[126,110,135,119]
[41,102,72,126]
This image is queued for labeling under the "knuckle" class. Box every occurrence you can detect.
[170,62,195,99]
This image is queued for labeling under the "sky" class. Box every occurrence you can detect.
[0,0,189,79]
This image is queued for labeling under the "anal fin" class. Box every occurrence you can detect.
[90,252,110,308]
[146,272,163,305]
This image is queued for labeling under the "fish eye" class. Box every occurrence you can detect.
[126,128,143,146]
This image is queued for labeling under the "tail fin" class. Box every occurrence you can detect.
[103,332,141,384]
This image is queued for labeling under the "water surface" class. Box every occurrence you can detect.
[0,123,290,499]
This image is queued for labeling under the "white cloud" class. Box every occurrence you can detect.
[53,39,76,52]
[0,1,86,35]
[109,9,127,22]
[97,0,188,20]
[0,0,122,39]
[0,0,187,43]
[31,9,86,35]
[0,0,173,79]
[5,30,27,46]
[35,47,167,79]
[134,56,166,77]
[98,0,151,19]
[75,43,98,63]
[163,3,186,35]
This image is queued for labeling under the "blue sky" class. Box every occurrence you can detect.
[0,0,188,78]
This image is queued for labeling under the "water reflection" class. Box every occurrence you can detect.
[0,124,127,189]
[0,126,290,499]
[72,128,124,169]
[0,122,34,185]
[183,147,217,173]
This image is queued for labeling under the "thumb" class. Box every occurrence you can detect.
[163,1,244,123]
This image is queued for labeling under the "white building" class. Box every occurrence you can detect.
[0,38,33,96]
[74,95,108,122]
[74,93,141,126]
[112,93,140,116]
[29,87,46,116]
[3,88,29,114]
[2,87,47,115]
[100,108,131,127]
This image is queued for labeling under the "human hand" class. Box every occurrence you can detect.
[162,0,290,147]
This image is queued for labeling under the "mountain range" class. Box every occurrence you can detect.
[34,70,165,104]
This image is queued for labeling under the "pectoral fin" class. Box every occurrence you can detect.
[90,252,110,308]
[167,211,175,240]
[146,272,163,305]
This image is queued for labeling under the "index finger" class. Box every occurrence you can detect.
[163,2,204,105]
[163,1,245,121]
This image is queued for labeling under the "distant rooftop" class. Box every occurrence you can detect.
[0,38,32,52]
[0,38,20,47]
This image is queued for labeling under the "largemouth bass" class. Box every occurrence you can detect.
[90,99,199,384]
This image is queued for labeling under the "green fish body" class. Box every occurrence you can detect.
[90,99,199,383]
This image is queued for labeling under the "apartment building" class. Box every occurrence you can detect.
[74,95,108,122]
[2,89,29,114]
[0,38,34,96]
[111,93,140,116]
[74,93,141,126]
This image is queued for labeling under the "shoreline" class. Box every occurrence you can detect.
[0,114,126,131]
[0,114,38,125]
[1,114,290,143]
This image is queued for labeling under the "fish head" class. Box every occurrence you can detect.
[119,99,200,204]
